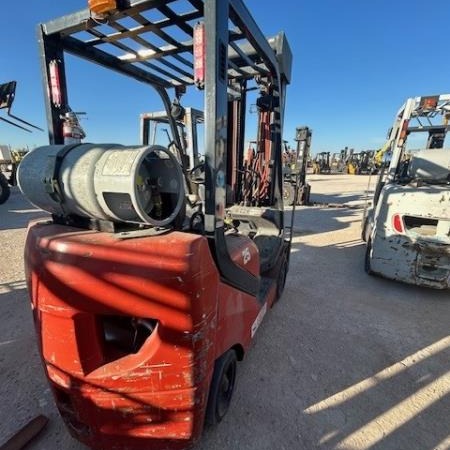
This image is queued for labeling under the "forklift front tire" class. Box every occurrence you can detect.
[205,349,237,426]
[276,253,289,300]
[283,183,295,206]
[0,173,11,205]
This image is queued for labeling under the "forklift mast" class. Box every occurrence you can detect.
[294,126,312,188]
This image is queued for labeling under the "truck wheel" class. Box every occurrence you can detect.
[364,240,373,275]
[205,349,237,426]
[0,173,11,205]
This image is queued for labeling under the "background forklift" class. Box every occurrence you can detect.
[283,126,312,205]
[0,81,42,204]
[330,149,347,173]
[18,1,293,449]
[140,108,204,171]
[362,94,450,288]
[312,151,331,174]
[346,150,377,175]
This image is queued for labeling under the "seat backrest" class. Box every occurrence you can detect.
[408,149,450,181]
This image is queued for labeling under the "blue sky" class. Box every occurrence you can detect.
[1,0,450,153]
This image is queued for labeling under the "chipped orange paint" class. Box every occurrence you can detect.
[25,222,272,449]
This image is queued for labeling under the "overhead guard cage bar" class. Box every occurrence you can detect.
[387,94,450,180]
[38,0,292,296]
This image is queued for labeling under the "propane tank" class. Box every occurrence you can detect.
[18,144,185,227]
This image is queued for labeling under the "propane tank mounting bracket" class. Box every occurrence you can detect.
[43,144,82,205]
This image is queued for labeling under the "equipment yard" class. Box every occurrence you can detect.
[1,175,448,450]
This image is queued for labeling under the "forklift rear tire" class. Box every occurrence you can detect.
[276,253,289,300]
[205,349,237,426]
[0,173,11,205]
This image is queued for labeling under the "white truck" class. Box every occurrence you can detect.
[362,94,450,289]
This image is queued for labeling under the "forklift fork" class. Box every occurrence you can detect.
[0,80,43,132]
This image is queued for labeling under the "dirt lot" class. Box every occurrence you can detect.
[0,175,449,450]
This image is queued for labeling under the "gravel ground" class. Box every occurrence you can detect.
[0,176,449,450]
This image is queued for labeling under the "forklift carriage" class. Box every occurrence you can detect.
[19,1,293,449]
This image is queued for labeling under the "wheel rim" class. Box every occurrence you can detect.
[283,185,292,202]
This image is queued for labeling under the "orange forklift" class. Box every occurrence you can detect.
[19,1,293,449]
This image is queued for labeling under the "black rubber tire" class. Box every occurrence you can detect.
[205,349,237,426]
[276,253,289,300]
[361,218,369,242]
[283,183,295,206]
[0,173,11,205]
[364,240,373,275]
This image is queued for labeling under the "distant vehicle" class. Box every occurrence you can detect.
[312,151,331,174]
[373,140,392,171]
[0,81,42,204]
[362,94,450,289]
[347,150,377,175]
[330,150,347,173]
[282,126,312,205]
[0,146,28,204]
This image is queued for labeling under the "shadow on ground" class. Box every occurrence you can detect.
[198,232,450,450]
[2,195,448,450]
[286,206,364,236]
[310,191,373,206]
[0,188,48,231]
[0,282,83,450]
